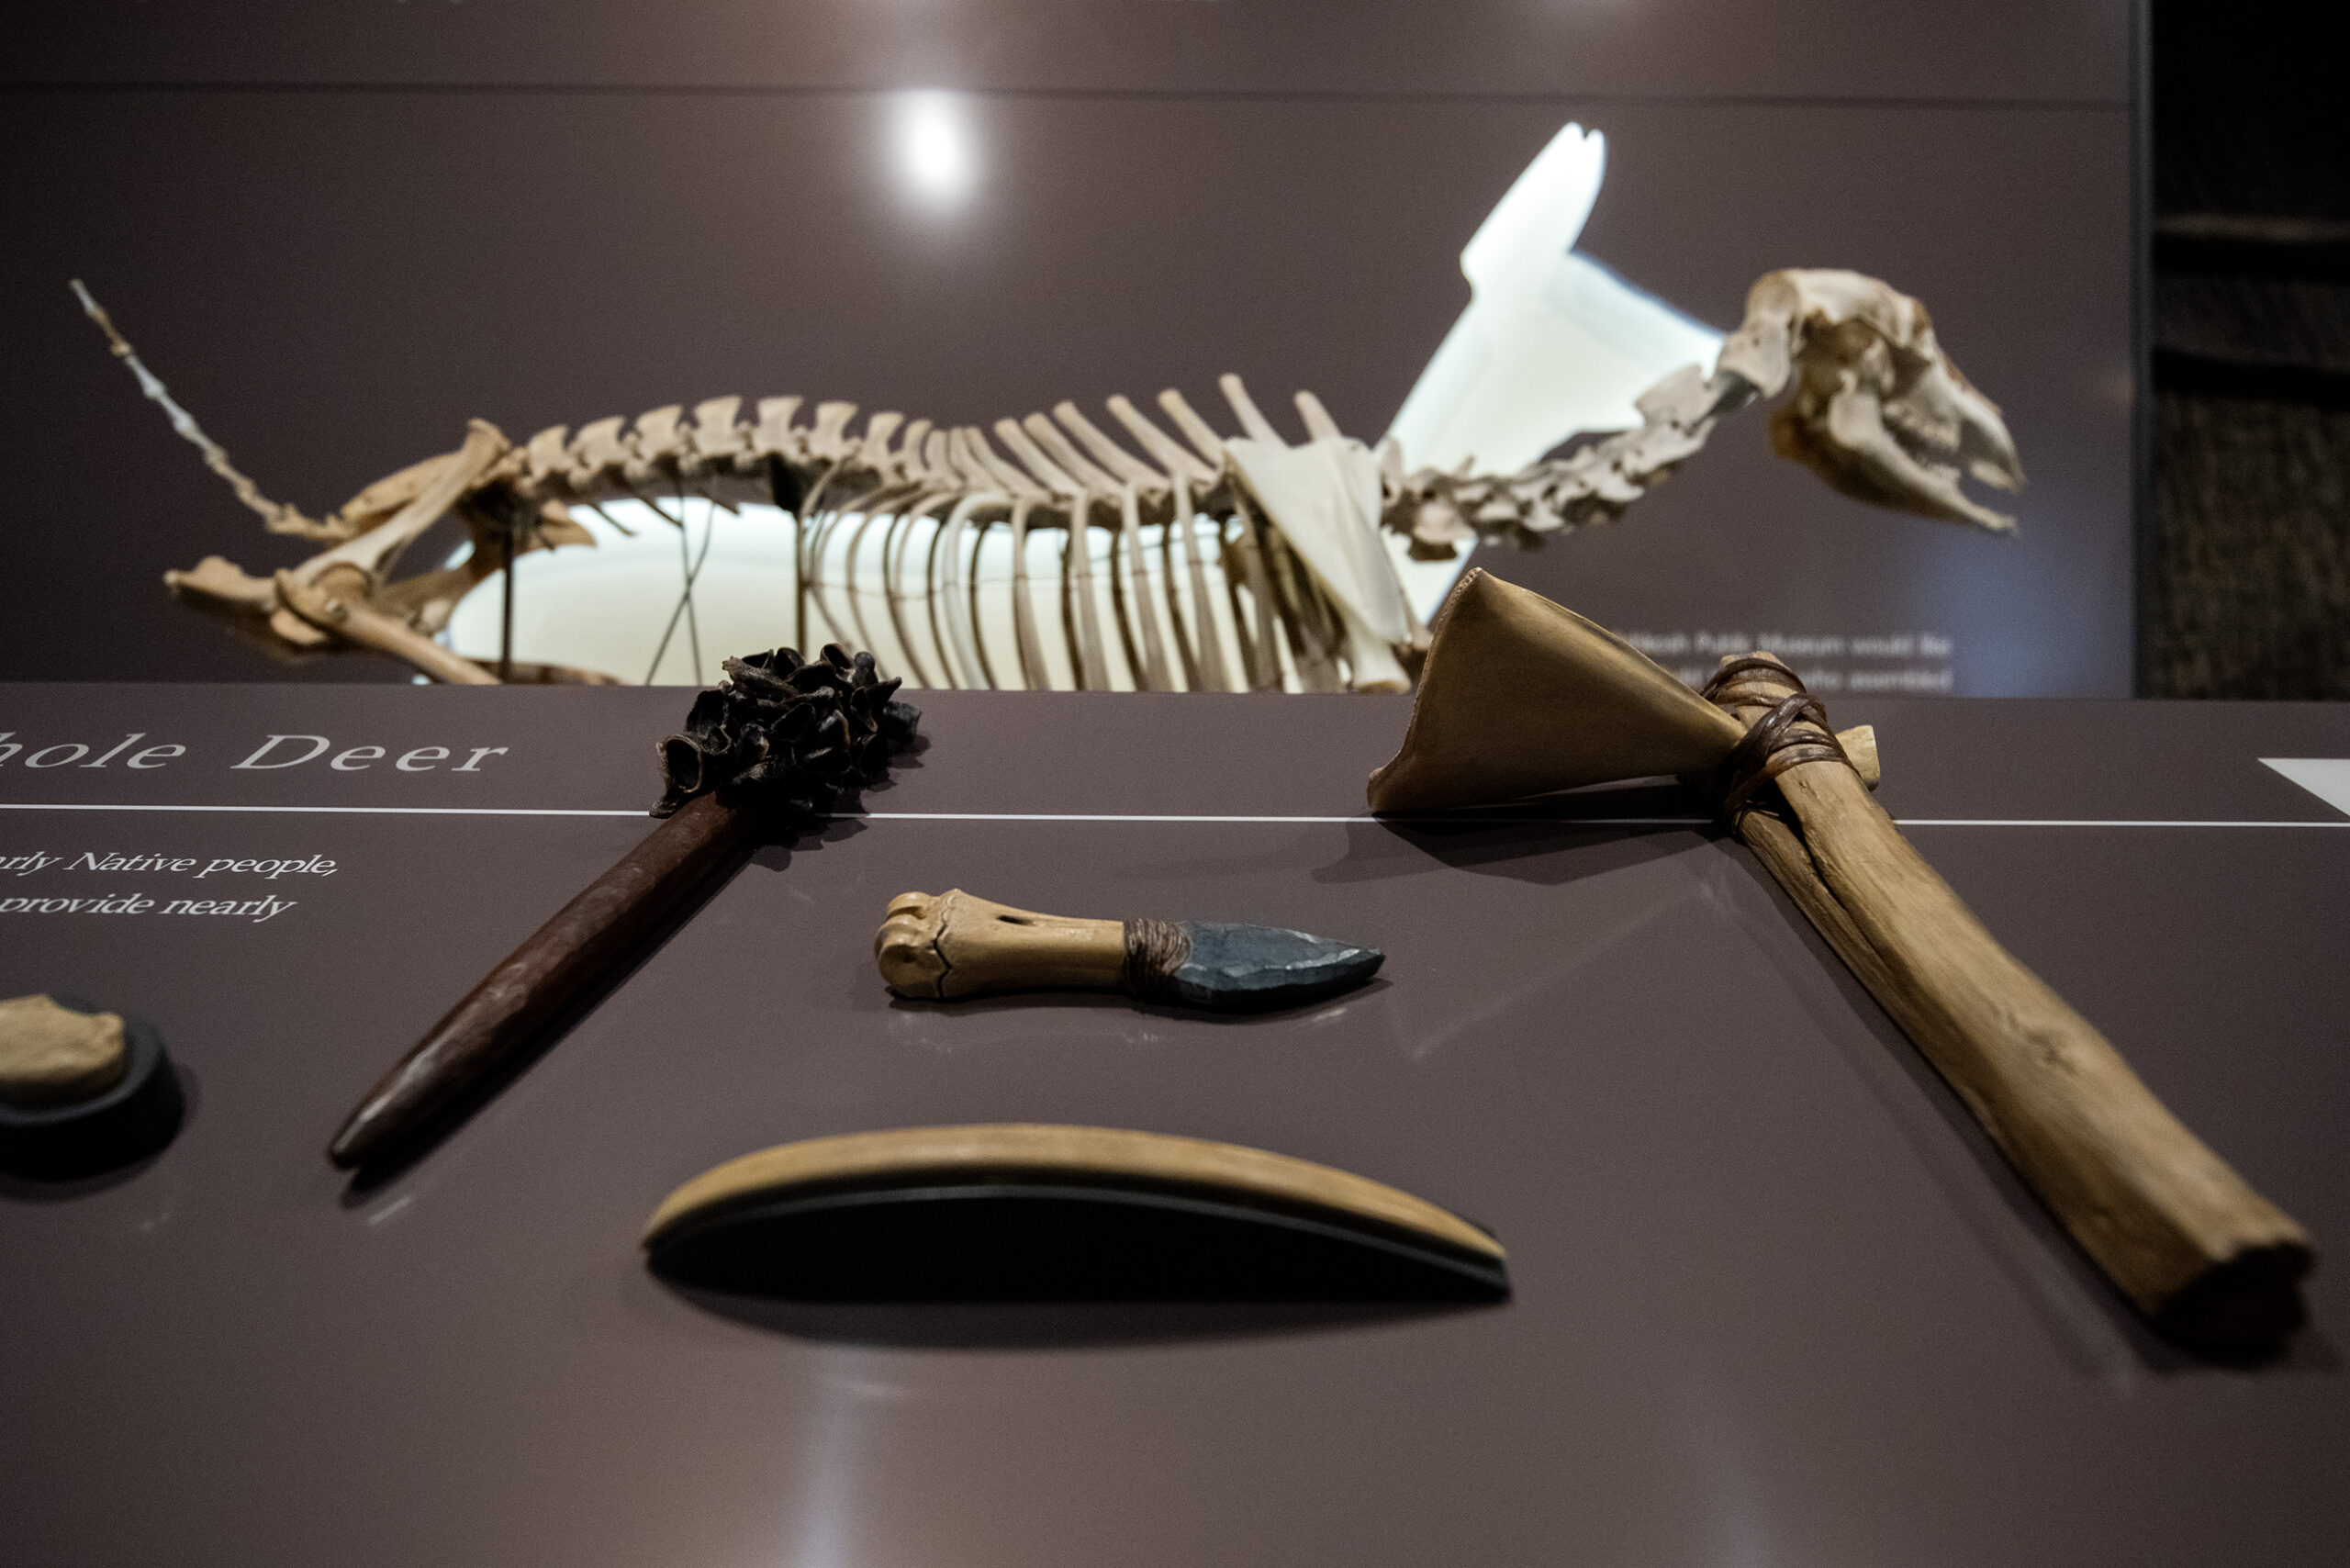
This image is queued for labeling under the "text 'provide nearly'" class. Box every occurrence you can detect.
[1,892,297,924]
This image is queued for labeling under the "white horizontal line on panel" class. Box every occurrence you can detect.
[859,812,1704,824]
[3,803,2348,828]
[0,802,646,816]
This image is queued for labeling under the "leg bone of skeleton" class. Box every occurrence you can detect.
[163,554,277,616]
[273,568,497,683]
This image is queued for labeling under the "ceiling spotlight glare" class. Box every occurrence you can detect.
[894,91,978,213]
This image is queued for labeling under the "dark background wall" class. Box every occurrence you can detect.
[2150,0,2350,698]
[1,2,2132,693]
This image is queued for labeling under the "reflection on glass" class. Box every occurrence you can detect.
[1385,124,1723,475]
[893,90,978,212]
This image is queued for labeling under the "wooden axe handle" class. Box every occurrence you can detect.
[1718,666,2311,1346]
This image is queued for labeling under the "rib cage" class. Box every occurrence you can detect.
[486,373,1409,692]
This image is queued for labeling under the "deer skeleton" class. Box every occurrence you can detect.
[81,265,2022,692]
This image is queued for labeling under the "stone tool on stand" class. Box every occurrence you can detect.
[326,646,919,1170]
[0,992,184,1178]
[1369,569,2314,1353]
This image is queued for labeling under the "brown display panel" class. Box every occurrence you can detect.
[0,5,2132,691]
[1,683,2344,1566]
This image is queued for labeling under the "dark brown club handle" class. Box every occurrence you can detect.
[326,792,756,1169]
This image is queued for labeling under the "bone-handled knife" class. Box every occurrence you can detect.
[877,890,1382,1012]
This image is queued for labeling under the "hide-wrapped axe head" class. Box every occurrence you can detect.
[1366,570,1754,813]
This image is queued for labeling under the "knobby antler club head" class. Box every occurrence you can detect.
[1368,572,2313,1355]
[654,646,921,820]
[325,646,920,1172]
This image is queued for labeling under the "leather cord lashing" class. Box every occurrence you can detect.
[1122,917,1192,1004]
[1699,657,1854,821]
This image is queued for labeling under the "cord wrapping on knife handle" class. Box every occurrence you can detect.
[1122,918,1192,1004]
